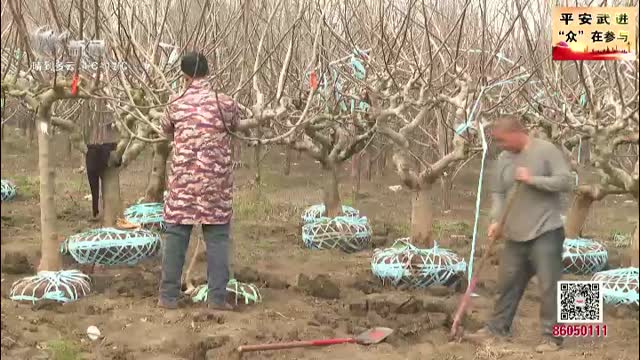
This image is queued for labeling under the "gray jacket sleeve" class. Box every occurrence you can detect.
[529,144,574,193]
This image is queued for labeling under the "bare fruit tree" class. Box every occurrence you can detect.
[322,0,528,247]
[516,0,639,266]
[1,0,112,270]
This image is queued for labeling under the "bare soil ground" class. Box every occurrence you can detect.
[1,132,639,360]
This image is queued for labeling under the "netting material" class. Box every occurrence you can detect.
[1,179,17,201]
[591,267,639,306]
[371,239,467,289]
[124,202,165,232]
[61,227,161,266]
[302,215,372,253]
[304,49,370,113]
[192,279,262,305]
[562,238,608,275]
[301,204,359,224]
[9,270,91,303]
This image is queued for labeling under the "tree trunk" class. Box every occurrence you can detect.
[232,139,242,166]
[375,148,387,177]
[323,164,341,218]
[580,140,591,165]
[253,144,262,185]
[351,153,362,206]
[437,115,452,211]
[411,185,434,248]
[564,192,595,238]
[102,166,122,227]
[363,151,371,181]
[368,153,376,179]
[283,147,292,176]
[441,174,452,212]
[630,221,639,267]
[27,116,36,146]
[66,138,73,156]
[37,118,62,271]
[144,142,169,202]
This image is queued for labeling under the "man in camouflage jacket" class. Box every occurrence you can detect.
[158,52,239,311]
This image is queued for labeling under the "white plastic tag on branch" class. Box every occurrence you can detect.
[39,122,49,135]
[168,48,180,65]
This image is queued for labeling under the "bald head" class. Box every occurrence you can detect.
[492,114,526,133]
[491,114,530,153]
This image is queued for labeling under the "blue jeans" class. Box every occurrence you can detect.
[159,223,230,305]
[487,227,564,344]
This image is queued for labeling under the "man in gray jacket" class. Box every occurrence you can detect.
[466,115,573,353]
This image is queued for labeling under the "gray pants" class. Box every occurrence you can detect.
[487,227,564,344]
[159,223,230,305]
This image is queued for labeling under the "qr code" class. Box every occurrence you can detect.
[557,281,603,323]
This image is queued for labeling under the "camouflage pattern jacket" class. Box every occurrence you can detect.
[161,79,239,224]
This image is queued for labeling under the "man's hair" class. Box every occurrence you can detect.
[181,52,208,78]
[492,114,527,133]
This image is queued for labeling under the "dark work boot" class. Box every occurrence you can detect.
[207,302,236,312]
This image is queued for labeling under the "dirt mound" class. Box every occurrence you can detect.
[296,274,340,299]
[234,266,289,289]
[94,271,158,299]
[349,293,456,318]
[1,251,34,274]
[179,335,230,360]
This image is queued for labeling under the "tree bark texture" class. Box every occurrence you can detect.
[411,185,434,248]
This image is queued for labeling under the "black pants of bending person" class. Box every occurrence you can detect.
[486,227,565,345]
[85,142,117,218]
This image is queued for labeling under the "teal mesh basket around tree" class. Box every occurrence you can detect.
[591,267,639,306]
[9,270,91,304]
[124,202,165,232]
[1,179,17,202]
[371,239,467,289]
[61,227,161,266]
[302,215,372,253]
[301,204,359,224]
[562,238,608,275]
[191,279,262,306]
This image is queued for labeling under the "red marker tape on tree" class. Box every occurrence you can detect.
[71,74,79,96]
[310,71,318,91]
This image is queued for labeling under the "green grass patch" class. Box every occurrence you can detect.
[433,220,473,238]
[235,184,300,222]
[341,197,354,207]
[235,189,272,220]
[12,174,39,199]
[381,220,472,241]
[47,339,82,360]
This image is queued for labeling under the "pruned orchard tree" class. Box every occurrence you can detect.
[513,0,639,266]
[318,0,529,247]
[546,63,638,265]
[1,0,118,271]
[0,0,294,271]
[101,0,332,204]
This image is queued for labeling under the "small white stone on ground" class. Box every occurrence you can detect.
[86,325,101,341]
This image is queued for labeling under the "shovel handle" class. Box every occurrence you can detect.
[449,183,523,341]
[237,338,355,353]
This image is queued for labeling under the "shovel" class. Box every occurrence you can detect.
[449,182,523,341]
[236,327,393,354]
